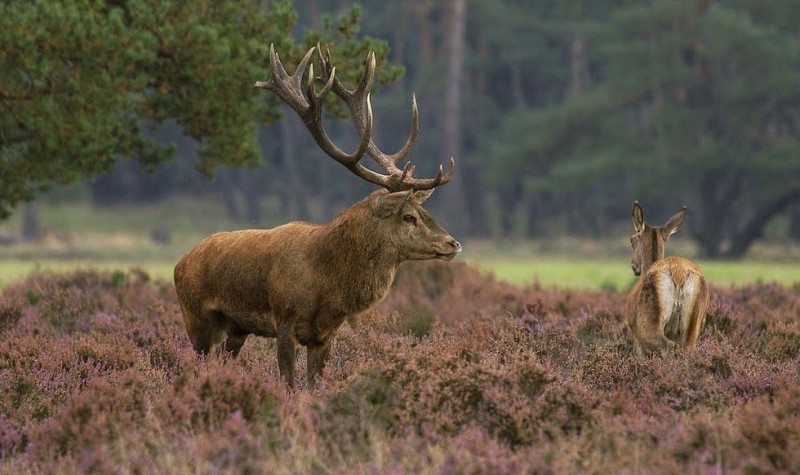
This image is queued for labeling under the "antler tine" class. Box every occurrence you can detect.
[388,156,455,191]
[292,46,317,90]
[355,51,377,97]
[400,162,416,182]
[270,45,288,81]
[255,44,315,116]
[254,43,282,89]
[382,93,419,166]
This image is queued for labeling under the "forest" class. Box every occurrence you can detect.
[2,0,799,258]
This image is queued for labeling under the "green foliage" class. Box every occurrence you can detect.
[0,0,398,218]
[468,0,800,252]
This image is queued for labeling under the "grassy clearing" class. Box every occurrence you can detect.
[1,198,799,289]
[0,259,177,288]
[461,239,800,289]
[466,256,800,290]
[2,255,798,291]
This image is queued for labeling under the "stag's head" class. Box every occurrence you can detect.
[256,44,461,261]
[371,189,461,261]
[630,202,687,276]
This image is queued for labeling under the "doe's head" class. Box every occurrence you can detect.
[373,189,461,261]
[629,202,687,277]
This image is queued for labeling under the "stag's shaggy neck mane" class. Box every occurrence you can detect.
[310,191,400,310]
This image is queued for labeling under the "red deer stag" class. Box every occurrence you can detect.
[626,202,709,355]
[174,45,461,388]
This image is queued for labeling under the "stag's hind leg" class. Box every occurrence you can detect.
[307,339,333,389]
[277,321,298,388]
[223,327,249,358]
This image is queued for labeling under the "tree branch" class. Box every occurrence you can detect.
[724,186,800,258]
[0,83,57,101]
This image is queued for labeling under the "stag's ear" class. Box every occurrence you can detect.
[374,190,414,217]
[632,202,645,233]
[412,189,434,205]
[661,206,687,241]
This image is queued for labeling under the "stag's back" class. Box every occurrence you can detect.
[174,223,321,321]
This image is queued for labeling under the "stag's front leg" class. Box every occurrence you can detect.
[277,321,297,388]
[307,339,333,390]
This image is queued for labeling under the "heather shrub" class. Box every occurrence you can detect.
[759,321,800,362]
[0,299,23,334]
[0,266,798,473]
[0,415,25,458]
[26,367,158,460]
[153,358,285,433]
[380,261,528,325]
[728,382,800,473]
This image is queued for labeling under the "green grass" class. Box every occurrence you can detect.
[0,259,177,288]
[2,255,797,291]
[1,198,799,290]
[465,256,800,290]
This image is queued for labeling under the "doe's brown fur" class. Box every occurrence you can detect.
[625,202,709,355]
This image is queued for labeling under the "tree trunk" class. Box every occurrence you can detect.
[438,0,471,235]
[21,201,41,242]
[392,6,408,80]
[789,204,800,241]
[238,169,262,225]
[410,1,436,63]
[724,188,800,258]
[569,37,589,93]
[305,0,319,25]
[218,171,242,222]
[692,170,743,258]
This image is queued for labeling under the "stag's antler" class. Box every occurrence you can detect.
[255,44,454,192]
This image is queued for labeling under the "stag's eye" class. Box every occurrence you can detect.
[403,214,417,225]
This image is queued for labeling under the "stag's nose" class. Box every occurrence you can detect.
[449,239,462,253]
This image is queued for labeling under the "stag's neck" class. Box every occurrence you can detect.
[312,199,400,295]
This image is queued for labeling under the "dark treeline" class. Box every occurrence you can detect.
[3,1,800,257]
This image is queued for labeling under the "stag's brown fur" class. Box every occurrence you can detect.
[174,189,460,388]
[625,202,709,355]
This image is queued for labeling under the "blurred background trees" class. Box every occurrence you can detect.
[2,0,799,258]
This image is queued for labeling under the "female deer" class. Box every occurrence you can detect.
[626,202,709,355]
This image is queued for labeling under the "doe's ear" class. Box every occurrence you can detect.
[374,190,414,217]
[412,188,434,205]
[661,206,687,240]
[632,202,645,233]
